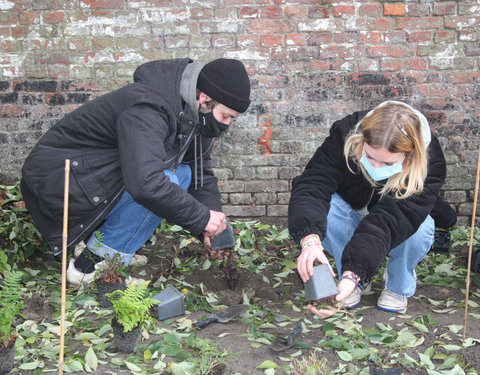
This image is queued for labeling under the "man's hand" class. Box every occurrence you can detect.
[204,210,226,238]
[296,245,335,283]
[307,271,358,318]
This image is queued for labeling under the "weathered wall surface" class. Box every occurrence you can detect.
[0,0,479,223]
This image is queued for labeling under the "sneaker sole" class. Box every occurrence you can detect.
[377,305,406,313]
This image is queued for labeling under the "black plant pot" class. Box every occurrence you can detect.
[97,280,125,308]
[369,366,403,375]
[0,339,15,375]
[111,320,142,353]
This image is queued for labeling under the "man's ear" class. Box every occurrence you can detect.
[198,92,212,105]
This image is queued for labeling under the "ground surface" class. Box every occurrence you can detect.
[8,221,480,374]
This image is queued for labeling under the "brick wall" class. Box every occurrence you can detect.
[0,0,479,224]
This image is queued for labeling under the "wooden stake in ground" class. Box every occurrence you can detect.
[463,141,480,343]
[59,159,70,374]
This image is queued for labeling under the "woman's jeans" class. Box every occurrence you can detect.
[86,164,192,266]
[322,193,434,297]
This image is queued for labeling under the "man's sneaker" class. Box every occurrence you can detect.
[377,289,407,312]
[66,259,106,287]
[342,281,372,309]
[73,243,148,267]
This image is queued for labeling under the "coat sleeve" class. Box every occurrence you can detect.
[341,136,446,281]
[116,102,210,236]
[187,138,222,212]
[288,112,362,243]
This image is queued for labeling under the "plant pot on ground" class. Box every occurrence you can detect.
[95,253,127,308]
[106,280,158,353]
[0,271,24,375]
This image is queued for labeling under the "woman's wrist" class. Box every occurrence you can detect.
[300,234,323,252]
[339,271,361,288]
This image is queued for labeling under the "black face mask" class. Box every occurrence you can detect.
[198,110,229,138]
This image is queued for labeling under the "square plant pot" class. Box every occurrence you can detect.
[152,286,185,321]
[304,264,338,303]
[210,220,235,250]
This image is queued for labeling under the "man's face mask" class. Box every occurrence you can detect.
[198,110,229,138]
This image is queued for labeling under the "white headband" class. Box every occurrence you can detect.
[365,100,431,148]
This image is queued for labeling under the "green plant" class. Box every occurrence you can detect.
[291,353,331,375]
[94,250,126,284]
[0,183,49,266]
[451,225,480,249]
[106,281,157,333]
[0,270,24,349]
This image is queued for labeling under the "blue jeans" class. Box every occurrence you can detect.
[86,164,192,266]
[322,193,434,297]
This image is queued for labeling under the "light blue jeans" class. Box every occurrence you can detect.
[322,193,434,297]
[86,164,192,266]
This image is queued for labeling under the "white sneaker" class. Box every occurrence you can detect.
[377,289,407,312]
[73,244,148,267]
[66,259,106,287]
[342,281,372,309]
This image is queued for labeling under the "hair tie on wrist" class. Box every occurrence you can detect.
[339,273,360,288]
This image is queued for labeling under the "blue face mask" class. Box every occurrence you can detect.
[360,154,403,181]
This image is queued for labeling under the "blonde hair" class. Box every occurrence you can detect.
[344,102,428,199]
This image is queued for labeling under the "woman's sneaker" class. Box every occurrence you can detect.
[342,281,372,308]
[377,289,407,312]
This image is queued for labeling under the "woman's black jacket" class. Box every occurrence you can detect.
[288,110,446,282]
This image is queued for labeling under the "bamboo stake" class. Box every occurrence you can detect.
[59,159,70,374]
[463,141,480,343]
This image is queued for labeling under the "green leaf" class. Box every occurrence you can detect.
[202,259,211,270]
[171,361,195,375]
[257,360,278,369]
[125,361,142,372]
[85,347,98,371]
[19,361,41,370]
[337,351,353,361]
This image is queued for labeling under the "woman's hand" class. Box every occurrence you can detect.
[307,271,359,318]
[296,245,335,283]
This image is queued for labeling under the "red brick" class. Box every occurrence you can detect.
[434,30,456,43]
[67,38,91,51]
[430,85,451,97]
[407,31,432,43]
[92,38,114,50]
[359,31,383,44]
[239,7,258,19]
[43,11,65,24]
[237,35,260,48]
[0,12,17,25]
[358,4,382,17]
[358,58,379,72]
[384,3,405,16]
[404,59,427,71]
[381,59,403,71]
[368,45,411,58]
[448,16,480,31]
[396,17,442,30]
[407,4,432,17]
[444,72,480,84]
[334,32,358,43]
[190,8,214,19]
[366,18,394,31]
[459,30,479,42]
[433,2,456,16]
[307,60,330,71]
[262,6,282,19]
[333,5,355,17]
[309,32,332,45]
[0,27,10,38]
[286,33,306,46]
[11,26,28,38]
[260,34,282,47]
[285,6,307,19]
[0,40,18,53]
[308,6,329,18]
[19,12,40,25]
[247,20,294,34]
[411,84,429,97]
[79,0,124,9]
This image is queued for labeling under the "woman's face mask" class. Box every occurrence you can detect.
[360,145,405,181]
[198,110,229,138]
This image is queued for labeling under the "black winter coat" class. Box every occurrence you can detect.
[21,59,221,255]
[288,110,446,282]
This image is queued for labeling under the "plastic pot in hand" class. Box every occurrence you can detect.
[304,264,338,304]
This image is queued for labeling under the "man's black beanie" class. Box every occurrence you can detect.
[197,58,251,113]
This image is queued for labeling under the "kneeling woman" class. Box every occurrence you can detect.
[288,101,449,317]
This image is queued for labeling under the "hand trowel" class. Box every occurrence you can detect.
[194,304,248,329]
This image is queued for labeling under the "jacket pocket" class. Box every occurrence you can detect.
[37,157,108,225]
